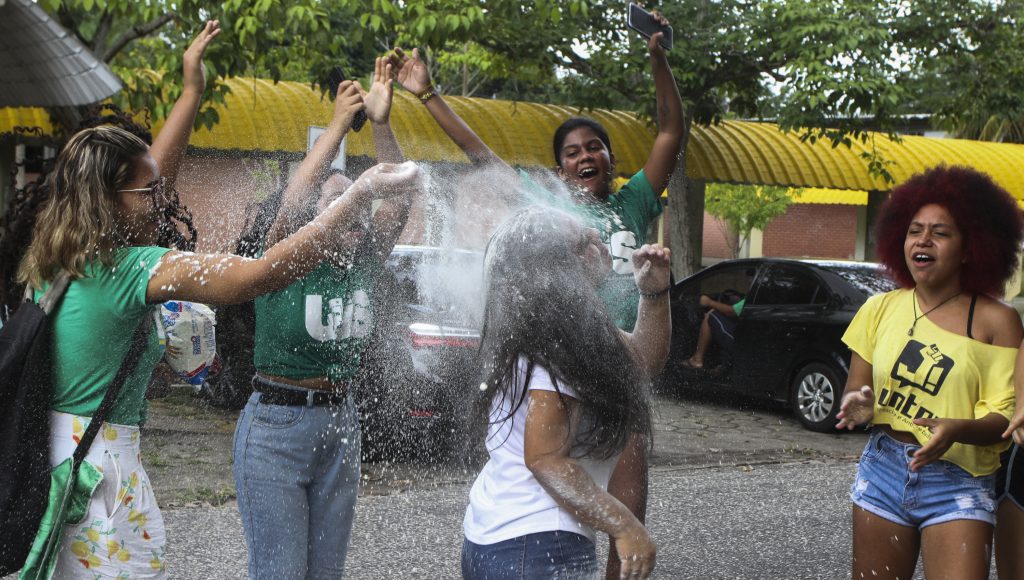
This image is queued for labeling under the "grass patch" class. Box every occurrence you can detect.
[176,485,236,506]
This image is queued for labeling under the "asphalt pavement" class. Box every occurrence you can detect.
[155,392,889,579]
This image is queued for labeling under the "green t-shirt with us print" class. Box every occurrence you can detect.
[253,260,375,382]
[35,246,170,426]
[518,168,663,331]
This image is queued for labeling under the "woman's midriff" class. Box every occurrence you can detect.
[880,424,919,445]
[259,373,348,393]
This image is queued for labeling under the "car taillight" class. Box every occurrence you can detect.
[405,323,480,349]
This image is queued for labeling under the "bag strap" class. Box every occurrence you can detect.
[22,271,71,312]
[71,311,154,467]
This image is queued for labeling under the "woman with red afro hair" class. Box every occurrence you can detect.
[836,165,1023,580]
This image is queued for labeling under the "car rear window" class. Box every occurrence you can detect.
[823,265,897,297]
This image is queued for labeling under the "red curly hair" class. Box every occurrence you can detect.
[875,165,1023,296]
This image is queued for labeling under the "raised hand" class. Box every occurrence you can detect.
[647,11,669,58]
[387,47,432,96]
[332,80,365,128]
[613,523,656,580]
[362,57,394,124]
[632,244,671,296]
[183,20,221,95]
[836,385,874,429]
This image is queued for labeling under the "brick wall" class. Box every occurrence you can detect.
[702,212,736,260]
[175,155,858,261]
[762,203,857,259]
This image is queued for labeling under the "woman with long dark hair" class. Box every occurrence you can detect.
[15,24,421,577]
[837,165,1023,579]
[388,17,682,577]
[462,207,670,580]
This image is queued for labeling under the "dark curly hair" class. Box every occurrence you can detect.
[875,165,1023,296]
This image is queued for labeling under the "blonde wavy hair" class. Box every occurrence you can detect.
[17,125,149,288]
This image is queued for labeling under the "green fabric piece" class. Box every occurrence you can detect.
[34,247,169,425]
[733,298,746,316]
[19,459,103,580]
[253,261,375,381]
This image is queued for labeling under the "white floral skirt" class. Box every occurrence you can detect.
[48,412,167,579]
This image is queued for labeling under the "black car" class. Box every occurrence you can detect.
[661,258,896,432]
[199,245,485,461]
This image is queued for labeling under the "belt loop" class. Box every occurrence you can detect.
[306,390,315,407]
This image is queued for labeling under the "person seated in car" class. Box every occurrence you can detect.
[681,292,746,370]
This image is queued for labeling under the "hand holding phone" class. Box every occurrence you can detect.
[327,66,368,132]
[627,4,673,51]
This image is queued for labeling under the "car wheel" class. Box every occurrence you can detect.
[789,362,844,433]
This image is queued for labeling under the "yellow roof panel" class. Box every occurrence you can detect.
[6,79,1024,203]
[793,188,868,205]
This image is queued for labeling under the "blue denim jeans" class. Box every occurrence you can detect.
[461,531,600,580]
[233,391,361,580]
[850,428,997,529]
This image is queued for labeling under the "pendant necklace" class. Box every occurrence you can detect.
[908,289,961,337]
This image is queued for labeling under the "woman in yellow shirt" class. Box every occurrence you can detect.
[837,165,1023,580]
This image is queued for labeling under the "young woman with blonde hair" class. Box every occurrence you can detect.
[17,22,421,578]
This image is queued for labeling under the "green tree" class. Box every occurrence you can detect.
[705,183,800,259]
[453,1,1024,274]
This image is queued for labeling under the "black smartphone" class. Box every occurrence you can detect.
[326,66,367,132]
[627,3,673,51]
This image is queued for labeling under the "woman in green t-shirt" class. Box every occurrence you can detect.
[232,56,413,579]
[15,25,422,578]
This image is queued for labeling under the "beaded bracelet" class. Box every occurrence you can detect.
[639,286,671,299]
[417,87,437,104]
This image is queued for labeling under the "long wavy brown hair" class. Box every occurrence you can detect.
[17,125,195,288]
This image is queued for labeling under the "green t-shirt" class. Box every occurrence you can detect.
[733,298,746,316]
[518,169,663,331]
[36,246,170,425]
[253,261,375,381]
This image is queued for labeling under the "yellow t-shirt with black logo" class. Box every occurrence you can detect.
[842,289,1015,476]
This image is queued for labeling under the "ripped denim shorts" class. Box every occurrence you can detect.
[850,428,997,529]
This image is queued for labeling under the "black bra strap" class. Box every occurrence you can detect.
[967,294,978,339]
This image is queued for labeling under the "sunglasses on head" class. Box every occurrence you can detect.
[117,176,166,196]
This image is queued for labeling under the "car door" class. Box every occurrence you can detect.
[732,264,831,399]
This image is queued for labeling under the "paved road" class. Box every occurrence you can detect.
[151,391,893,579]
[163,461,952,579]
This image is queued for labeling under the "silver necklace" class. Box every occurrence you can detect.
[908,289,961,337]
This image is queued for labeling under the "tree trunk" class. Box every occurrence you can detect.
[666,118,703,279]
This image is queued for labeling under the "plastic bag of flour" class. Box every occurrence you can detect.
[161,301,217,385]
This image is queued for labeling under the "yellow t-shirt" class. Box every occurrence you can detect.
[842,289,1015,476]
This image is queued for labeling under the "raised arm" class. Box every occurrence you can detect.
[149,21,220,188]
[524,391,656,580]
[264,80,364,247]
[146,162,421,305]
[620,244,672,378]
[640,14,685,194]
[362,56,413,261]
[388,47,514,174]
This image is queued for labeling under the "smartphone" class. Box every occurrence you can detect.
[326,66,367,132]
[627,3,673,51]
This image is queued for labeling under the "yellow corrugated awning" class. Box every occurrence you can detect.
[793,187,868,206]
[5,78,1024,203]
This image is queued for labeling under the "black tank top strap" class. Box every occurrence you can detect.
[967,294,978,339]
